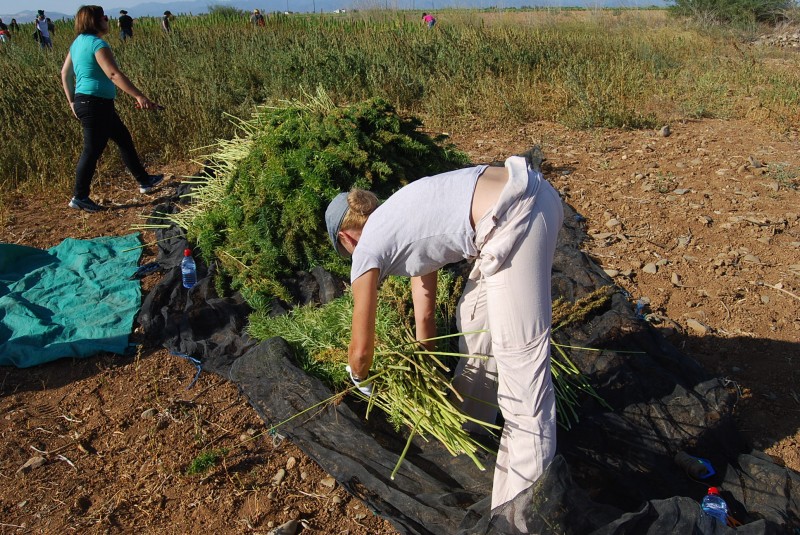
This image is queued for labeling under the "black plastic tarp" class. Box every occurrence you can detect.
[138,191,799,535]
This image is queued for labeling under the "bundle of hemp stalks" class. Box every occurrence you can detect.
[250,277,613,476]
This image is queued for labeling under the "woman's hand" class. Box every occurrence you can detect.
[134,95,163,110]
[349,269,379,379]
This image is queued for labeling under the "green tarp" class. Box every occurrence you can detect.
[0,234,143,368]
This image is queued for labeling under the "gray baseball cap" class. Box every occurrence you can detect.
[325,192,350,257]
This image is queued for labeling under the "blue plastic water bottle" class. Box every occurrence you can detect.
[701,487,728,524]
[181,249,197,289]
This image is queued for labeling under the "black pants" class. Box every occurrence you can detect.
[73,94,147,199]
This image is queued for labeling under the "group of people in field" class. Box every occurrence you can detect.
[0,8,175,47]
[0,10,54,47]
[57,3,560,526]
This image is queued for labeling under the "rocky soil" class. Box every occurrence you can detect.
[1,116,798,533]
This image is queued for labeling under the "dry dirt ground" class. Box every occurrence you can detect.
[0,117,798,534]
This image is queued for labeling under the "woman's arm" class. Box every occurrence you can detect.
[349,268,379,379]
[94,47,160,109]
[60,52,77,118]
[411,271,438,351]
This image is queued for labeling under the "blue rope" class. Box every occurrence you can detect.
[170,351,202,389]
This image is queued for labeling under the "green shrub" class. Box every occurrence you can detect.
[175,90,469,304]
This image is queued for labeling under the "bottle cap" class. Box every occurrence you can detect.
[184,249,191,256]
[708,487,720,495]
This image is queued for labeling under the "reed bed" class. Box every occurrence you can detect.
[2,9,798,192]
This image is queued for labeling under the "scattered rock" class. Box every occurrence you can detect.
[671,273,682,286]
[268,519,299,535]
[659,125,671,137]
[16,456,46,474]
[320,476,336,488]
[272,468,286,486]
[141,408,157,419]
[286,457,297,470]
[603,268,620,278]
[643,263,658,274]
[686,318,710,335]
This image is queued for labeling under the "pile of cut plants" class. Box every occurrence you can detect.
[154,88,610,474]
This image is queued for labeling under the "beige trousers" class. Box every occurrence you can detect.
[452,159,563,510]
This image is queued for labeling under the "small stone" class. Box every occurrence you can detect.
[591,232,614,240]
[240,433,250,443]
[673,188,690,195]
[320,477,336,488]
[603,268,620,278]
[671,273,682,286]
[686,318,710,335]
[761,294,770,304]
[268,519,299,535]
[331,495,343,505]
[605,218,621,228]
[272,468,286,486]
[141,408,157,419]
[742,254,761,264]
[286,457,297,470]
[17,456,46,474]
[643,263,658,274]
[659,125,671,137]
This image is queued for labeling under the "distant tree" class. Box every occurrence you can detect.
[207,4,246,17]
[669,0,795,25]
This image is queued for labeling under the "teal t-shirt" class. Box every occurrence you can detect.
[70,34,116,99]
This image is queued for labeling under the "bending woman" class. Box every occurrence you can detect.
[325,155,564,510]
[61,5,163,213]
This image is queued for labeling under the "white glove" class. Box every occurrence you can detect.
[346,365,373,397]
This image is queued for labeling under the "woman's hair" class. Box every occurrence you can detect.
[74,5,105,35]
[340,189,379,231]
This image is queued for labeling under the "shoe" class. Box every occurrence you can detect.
[138,174,164,194]
[68,197,106,212]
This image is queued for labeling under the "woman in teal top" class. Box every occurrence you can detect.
[60,5,164,213]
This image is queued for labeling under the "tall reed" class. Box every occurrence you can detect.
[1,9,798,191]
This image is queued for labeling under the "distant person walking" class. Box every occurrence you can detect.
[9,18,20,34]
[250,9,265,27]
[162,11,172,33]
[0,19,9,43]
[35,10,53,48]
[118,10,133,40]
[422,12,436,28]
[60,5,164,213]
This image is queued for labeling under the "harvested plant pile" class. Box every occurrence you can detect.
[251,275,613,472]
[164,89,469,304]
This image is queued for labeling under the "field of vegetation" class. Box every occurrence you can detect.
[1,7,799,193]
